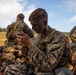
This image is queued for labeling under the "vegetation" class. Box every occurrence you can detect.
[0,32,6,46]
[0,28,6,32]
[62,32,69,36]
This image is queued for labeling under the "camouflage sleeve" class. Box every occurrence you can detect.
[17,22,34,38]
[16,22,25,32]
[28,33,67,72]
[70,26,76,43]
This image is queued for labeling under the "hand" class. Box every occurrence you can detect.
[17,32,33,48]
[72,52,76,65]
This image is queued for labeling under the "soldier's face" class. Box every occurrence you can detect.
[17,17,20,21]
[30,19,45,33]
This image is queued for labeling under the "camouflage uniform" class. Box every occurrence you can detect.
[27,26,73,75]
[0,20,34,75]
[0,46,3,55]
[69,26,76,75]
[6,20,34,45]
[70,26,76,53]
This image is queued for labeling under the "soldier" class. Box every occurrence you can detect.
[69,26,76,75]
[70,26,76,53]
[6,13,34,45]
[0,13,34,75]
[17,8,73,75]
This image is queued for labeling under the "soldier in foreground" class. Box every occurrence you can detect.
[0,13,34,75]
[17,8,73,75]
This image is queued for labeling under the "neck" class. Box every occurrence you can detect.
[42,25,48,37]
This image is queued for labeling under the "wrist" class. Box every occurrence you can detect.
[27,41,34,49]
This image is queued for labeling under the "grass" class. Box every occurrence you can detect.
[0,32,6,46]
[0,31,69,46]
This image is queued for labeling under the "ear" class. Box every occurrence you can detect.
[44,19,47,26]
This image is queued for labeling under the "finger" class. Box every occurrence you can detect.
[17,35,27,40]
[20,31,30,37]
[17,38,21,42]
[20,31,27,36]
[17,33,28,38]
[16,35,22,39]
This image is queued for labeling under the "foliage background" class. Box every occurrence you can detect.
[0,31,69,46]
[0,32,6,46]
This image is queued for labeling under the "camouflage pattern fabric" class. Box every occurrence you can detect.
[28,26,72,74]
[6,20,34,45]
[70,26,76,53]
[0,44,35,75]
[72,52,76,75]
[0,46,4,67]
[0,46,4,55]
[55,67,73,75]
[0,20,34,75]
[1,63,35,75]
[1,45,28,64]
[70,26,76,43]
[70,42,76,53]
[69,26,76,75]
